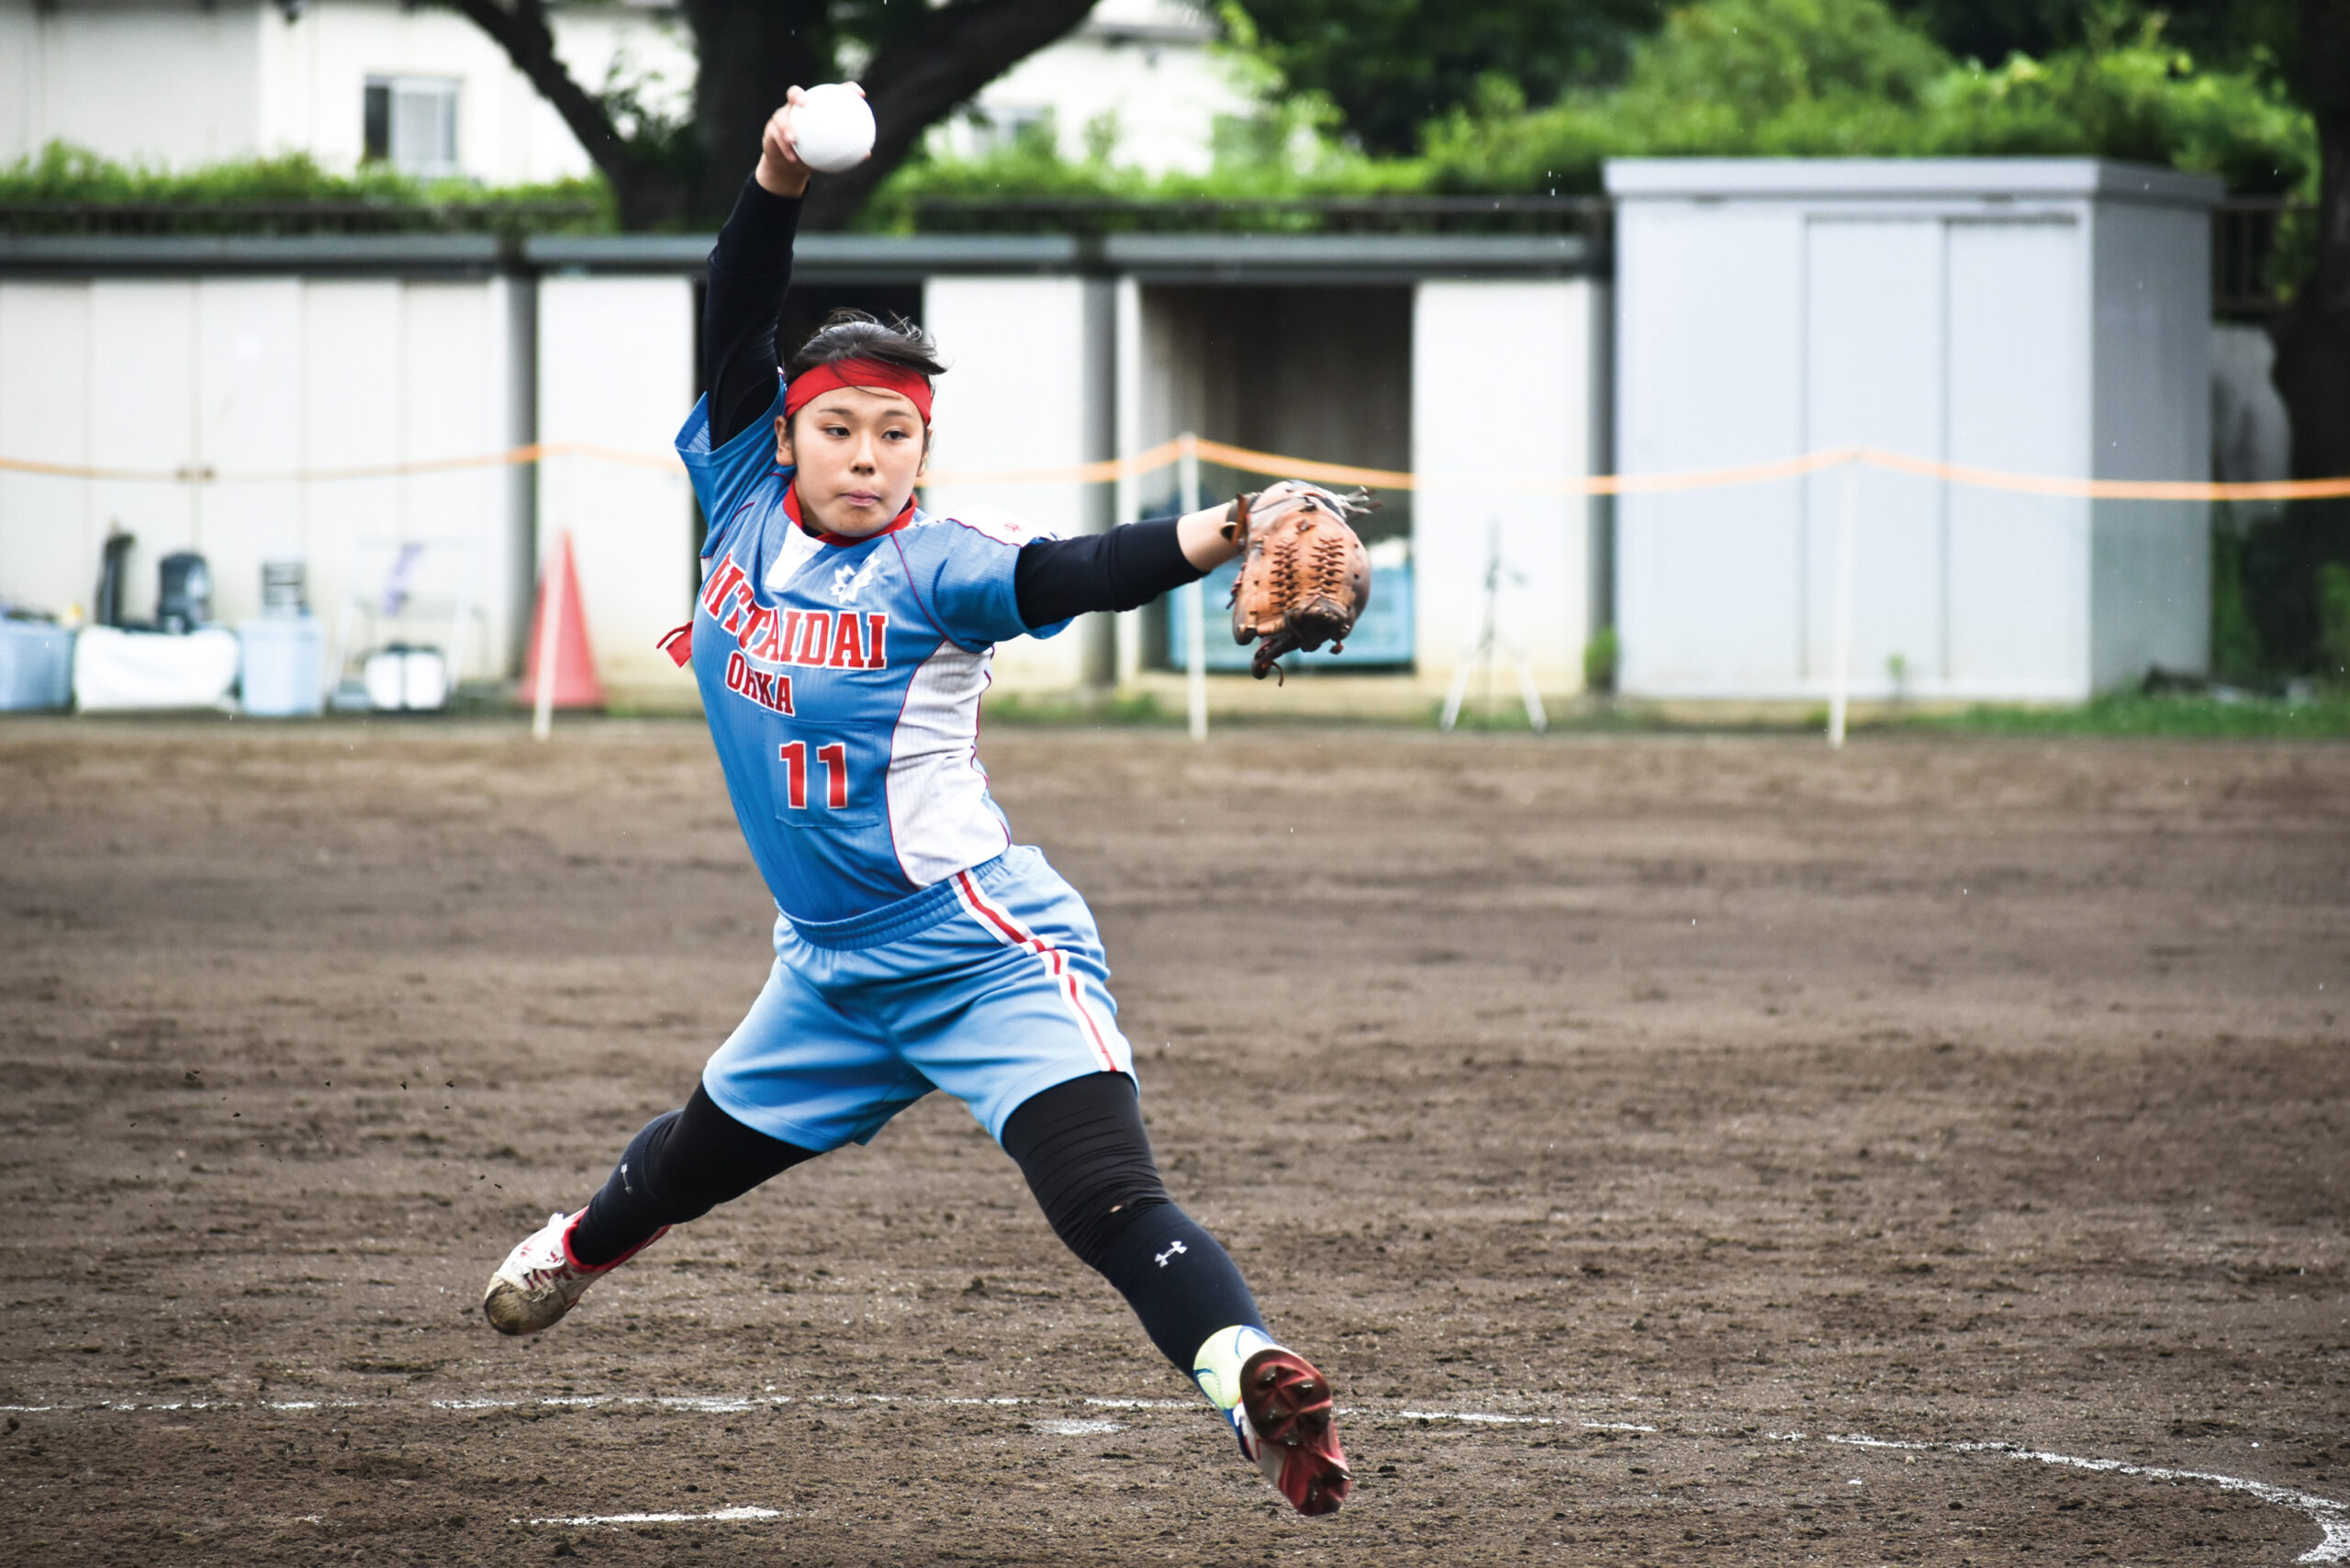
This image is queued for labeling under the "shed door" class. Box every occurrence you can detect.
[1802,218,1943,690]
[1945,218,2085,689]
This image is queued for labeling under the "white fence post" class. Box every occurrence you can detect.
[1828,456,1860,749]
[1179,432,1206,744]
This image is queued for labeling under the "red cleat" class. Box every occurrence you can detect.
[1238,1347,1352,1516]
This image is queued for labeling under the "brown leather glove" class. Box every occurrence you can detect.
[1218,480,1375,681]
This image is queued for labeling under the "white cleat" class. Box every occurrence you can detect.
[482,1210,665,1337]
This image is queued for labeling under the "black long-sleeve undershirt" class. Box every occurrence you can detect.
[700,175,1206,632]
[1013,515,1201,628]
[705,176,802,454]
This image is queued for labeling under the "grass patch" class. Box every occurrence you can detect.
[980,690,1178,726]
[1431,697,1672,734]
[1905,689,2350,740]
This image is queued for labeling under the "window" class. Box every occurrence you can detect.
[363,77,460,177]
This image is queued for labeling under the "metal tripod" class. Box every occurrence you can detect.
[1439,520,1547,734]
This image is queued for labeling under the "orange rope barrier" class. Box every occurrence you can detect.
[1179,440,1862,494]
[1184,439,1415,491]
[5,440,2348,501]
[925,439,1186,487]
[1854,446,2350,501]
[1595,446,1863,495]
[0,441,674,484]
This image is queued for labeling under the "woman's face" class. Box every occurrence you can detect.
[775,386,928,538]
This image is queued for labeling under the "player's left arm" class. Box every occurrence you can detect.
[1011,504,1241,631]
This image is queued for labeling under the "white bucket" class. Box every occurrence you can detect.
[239,618,325,716]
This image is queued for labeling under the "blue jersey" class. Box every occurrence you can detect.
[677,378,1070,924]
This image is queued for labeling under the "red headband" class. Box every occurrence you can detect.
[782,359,934,424]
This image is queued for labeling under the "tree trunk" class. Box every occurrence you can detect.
[679,0,835,225]
[443,0,688,229]
[2262,0,2350,669]
[800,0,1102,231]
[2270,57,2350,484]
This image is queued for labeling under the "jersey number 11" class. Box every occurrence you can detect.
[778,741,849,811]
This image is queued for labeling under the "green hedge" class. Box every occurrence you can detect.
[0,143,614,233]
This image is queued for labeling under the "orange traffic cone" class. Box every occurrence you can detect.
[518,531,606,711]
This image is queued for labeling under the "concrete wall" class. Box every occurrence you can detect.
[0,233,1604,716]
[0,0,692,185]
[921,274,1113,692]
[1411,278,1602,691]
[535,274,697,706]
[0,271,526,687]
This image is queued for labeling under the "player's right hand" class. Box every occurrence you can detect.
[755,87,813,198]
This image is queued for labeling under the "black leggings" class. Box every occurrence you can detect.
[568,1072,1261,1373]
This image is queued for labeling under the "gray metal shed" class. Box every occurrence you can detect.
[1604,158,2222,702]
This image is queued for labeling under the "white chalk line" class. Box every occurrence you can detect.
[8,1391,2342,1557]
[0,1392,1196,1417]
[1794,1431,2350,1565]
[527,1506,784,1527]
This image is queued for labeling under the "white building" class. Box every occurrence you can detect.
[0,0,693,185]
[924,0,1257,175]
[1605,158,2221,703]
[0,0,1248,185]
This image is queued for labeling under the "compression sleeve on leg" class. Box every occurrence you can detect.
[1094,1203,1266,1374]
[570,1082,819,1267]
[1002,1072,1265,1375]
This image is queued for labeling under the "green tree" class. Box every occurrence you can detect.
[1417,0,2311,195]
[1226,0,1663,156]
[1921,22,2314,191]
[2265,1,2350,578]
[1889,6,2345,657]
[2318,560,2350,681]
[1887,0,2300,82]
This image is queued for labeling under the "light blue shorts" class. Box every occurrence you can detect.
[701,846,1136,1151]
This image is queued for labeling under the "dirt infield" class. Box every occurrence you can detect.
[2,718,2344,1566]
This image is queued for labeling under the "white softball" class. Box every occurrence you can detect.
[792,84,875,174]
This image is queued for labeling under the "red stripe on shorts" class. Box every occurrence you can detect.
[951,870,1119,1072]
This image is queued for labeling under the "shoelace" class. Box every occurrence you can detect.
[520,1215,579,1285]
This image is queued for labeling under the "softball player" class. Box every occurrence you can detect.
[481,88,1350,1518]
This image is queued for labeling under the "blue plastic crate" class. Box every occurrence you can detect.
[0,621,74,711]
[1168,561,1413,673]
